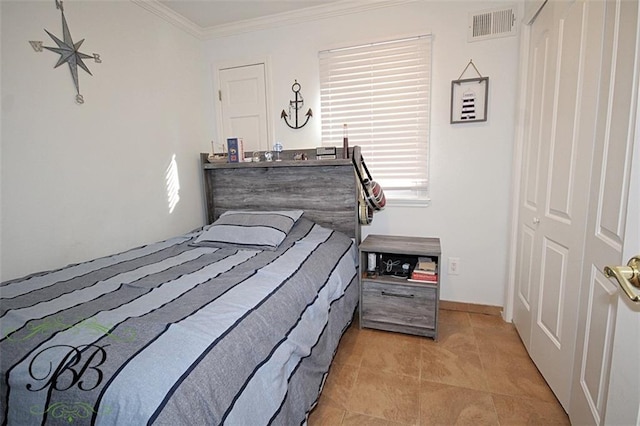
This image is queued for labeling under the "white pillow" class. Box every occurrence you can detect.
[193,210,304,251]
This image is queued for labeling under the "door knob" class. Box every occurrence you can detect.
[604,255,640,303]
[533,217,540,225]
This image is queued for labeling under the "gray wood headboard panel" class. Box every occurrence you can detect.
[201,148,361,241]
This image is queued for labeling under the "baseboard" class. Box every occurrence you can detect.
[440,300,502,317]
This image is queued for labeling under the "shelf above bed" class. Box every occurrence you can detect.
[201,148,351,169]
[203,158,352,169]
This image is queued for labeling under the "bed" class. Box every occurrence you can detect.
[0,150,362,425]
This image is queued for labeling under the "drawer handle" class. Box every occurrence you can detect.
[381,291,415,299]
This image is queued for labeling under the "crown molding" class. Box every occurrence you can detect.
[201,0,414,39]
[131,0,203,38]
[132,0,414,40]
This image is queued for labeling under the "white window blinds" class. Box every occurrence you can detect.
[319,35,432,202]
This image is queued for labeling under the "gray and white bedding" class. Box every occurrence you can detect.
[0,217,358,425]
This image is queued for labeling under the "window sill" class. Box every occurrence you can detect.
[385,198,432,207]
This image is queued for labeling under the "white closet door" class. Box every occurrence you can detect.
[512,0,598,408]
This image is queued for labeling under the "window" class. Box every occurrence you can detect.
[319,35,432,203]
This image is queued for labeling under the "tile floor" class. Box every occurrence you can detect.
[308,309,571,425]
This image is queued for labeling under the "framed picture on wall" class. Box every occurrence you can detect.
[450,77,489,124]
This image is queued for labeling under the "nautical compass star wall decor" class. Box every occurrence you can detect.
[29,0,102,104]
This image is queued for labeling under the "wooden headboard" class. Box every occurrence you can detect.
[201,147,361,241]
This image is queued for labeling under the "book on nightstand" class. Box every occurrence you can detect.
[408,272,438,283]
[416,257,437,272]
[409,257,438,283]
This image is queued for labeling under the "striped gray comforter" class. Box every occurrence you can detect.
[0,218,359,425]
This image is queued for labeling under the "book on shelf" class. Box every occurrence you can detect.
[411,272,438,280]
[226,137,244,163]
[408,277,438,283]
[410,270,438,283]
[416,257,437,272]
[412,270,437,277]
[413,268,437,275]
[316,154,337,160]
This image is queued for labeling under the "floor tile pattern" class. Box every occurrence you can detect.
[308,309,571,425]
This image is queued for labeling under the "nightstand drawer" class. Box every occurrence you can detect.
[362,281,436,329]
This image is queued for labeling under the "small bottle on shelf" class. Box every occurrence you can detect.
[367,252,377,277]
[342,123,349,159]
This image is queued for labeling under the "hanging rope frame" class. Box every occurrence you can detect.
[451,60,489,124]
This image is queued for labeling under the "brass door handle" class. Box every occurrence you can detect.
[604,255,640,303]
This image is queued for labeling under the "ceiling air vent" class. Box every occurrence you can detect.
[468,6,517,42]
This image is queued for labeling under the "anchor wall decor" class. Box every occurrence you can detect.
[281,80,312,129]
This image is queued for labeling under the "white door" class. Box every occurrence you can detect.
[512,0,600,409]
[570,0,640,423]
[219,63,269,153]
[604,141,639,426]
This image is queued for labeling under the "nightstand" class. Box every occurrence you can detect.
[359,235,441,339]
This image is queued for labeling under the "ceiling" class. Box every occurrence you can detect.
[157,1,337,29]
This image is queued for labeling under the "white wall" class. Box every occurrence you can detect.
[1,0,521,308]
[202,1,521,307]
[1,1,209,281]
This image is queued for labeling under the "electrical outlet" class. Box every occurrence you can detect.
[448,257,460,275]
